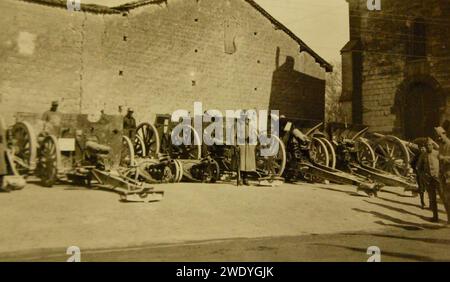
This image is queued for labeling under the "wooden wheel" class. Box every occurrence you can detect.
[133,134,146,158]
[170,125,202,160]
[188,159,220,183]
[356,137,376,168]
[37,135,60,187]
[135,159,180,183]
[174,159,183,182]
[374,135,410,177]
[120,136,135,168]
[11,121,37,174]
[204,159,220,183]
[319,137,336,169]
[256,134,286,177]
[135,122,160,158]
[161,161,179,183]
[310,137,330,167]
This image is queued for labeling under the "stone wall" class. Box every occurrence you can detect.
[0,0,328,125]
[343,0,450,136]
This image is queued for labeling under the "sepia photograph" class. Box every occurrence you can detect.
[0,0,450,268]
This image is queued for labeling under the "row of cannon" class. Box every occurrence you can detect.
[4,112,420,200]
[128,115,419,195]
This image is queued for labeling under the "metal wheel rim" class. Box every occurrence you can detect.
[319,137,336,169]
[374,135,410,176]
[120,135,135,168]
[136,122,160,158]
[171,125,202,160]
[12,121,37,173]
[256,133,286,177]
[133,134,147,158]
[310,137,330,167]
[356,137,376,168]
[38,135,60,186]
[174,159,183,183]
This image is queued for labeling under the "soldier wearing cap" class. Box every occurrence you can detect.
[435,126,450,224]
[416,137,441,222]
[123,108,137,140]
[42,100,62,129]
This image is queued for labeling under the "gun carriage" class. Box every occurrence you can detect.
[8,112,163,202]
[325,123,418,194]
[0,116,26,191]
[134,114,220,183]
[203,115,286,185]
[135,114,287,185]
[279,118,381,196]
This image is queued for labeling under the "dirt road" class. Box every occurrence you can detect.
[0,181,448,261]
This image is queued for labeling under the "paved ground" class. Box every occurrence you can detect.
[0,181,449,261]
[7,227,450,262]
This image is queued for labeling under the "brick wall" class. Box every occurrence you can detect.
[0,0,327,126]
[343,0,450,136]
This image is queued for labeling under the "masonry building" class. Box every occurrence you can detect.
[0,0,331,125]
[341,0,450,140]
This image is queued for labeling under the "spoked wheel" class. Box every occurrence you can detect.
[256,134,286,177]
[120,136,135,168]
[189,159,220,183]
[173,159,183,182]
[133,134,146,158]
[204,159,220,183]
[133,159,180,183]
[135,122,160,158]
[11,121,37,175]
[37,135,60,187]
[161,164,175,183]
[319,137,336,169]
[170,125,202,160]
[310,137,330,167]
[356,137,376,168]
[373,135,411,177]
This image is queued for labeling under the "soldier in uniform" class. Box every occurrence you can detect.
[416,138,441,222]
[123,108,137,141]
[238,110,257,186]
[0,117,7,191]
[42,100,62,126]
[435,127,450,224]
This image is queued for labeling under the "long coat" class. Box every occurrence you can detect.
[239,144,256,172]
[0,117,7,176]
[238,120,256,172]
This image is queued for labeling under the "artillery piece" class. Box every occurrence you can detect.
[135,113,286,185]
[324,123,418,194]
[0,116,26,192]
[279,118,381,196]
[369,132,418,179]
[8,112,163,202]
[134,114,220,183]
[204,116,286,185]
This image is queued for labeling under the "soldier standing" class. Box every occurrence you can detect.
[435,127,450,224]
[42,100,62,128]
[238,110,257,186]
[123,108,137,141]
[416,138,441,222]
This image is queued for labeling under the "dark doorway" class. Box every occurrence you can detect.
[404,82,440,140]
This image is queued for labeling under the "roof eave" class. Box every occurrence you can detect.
[245,0,333,72]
